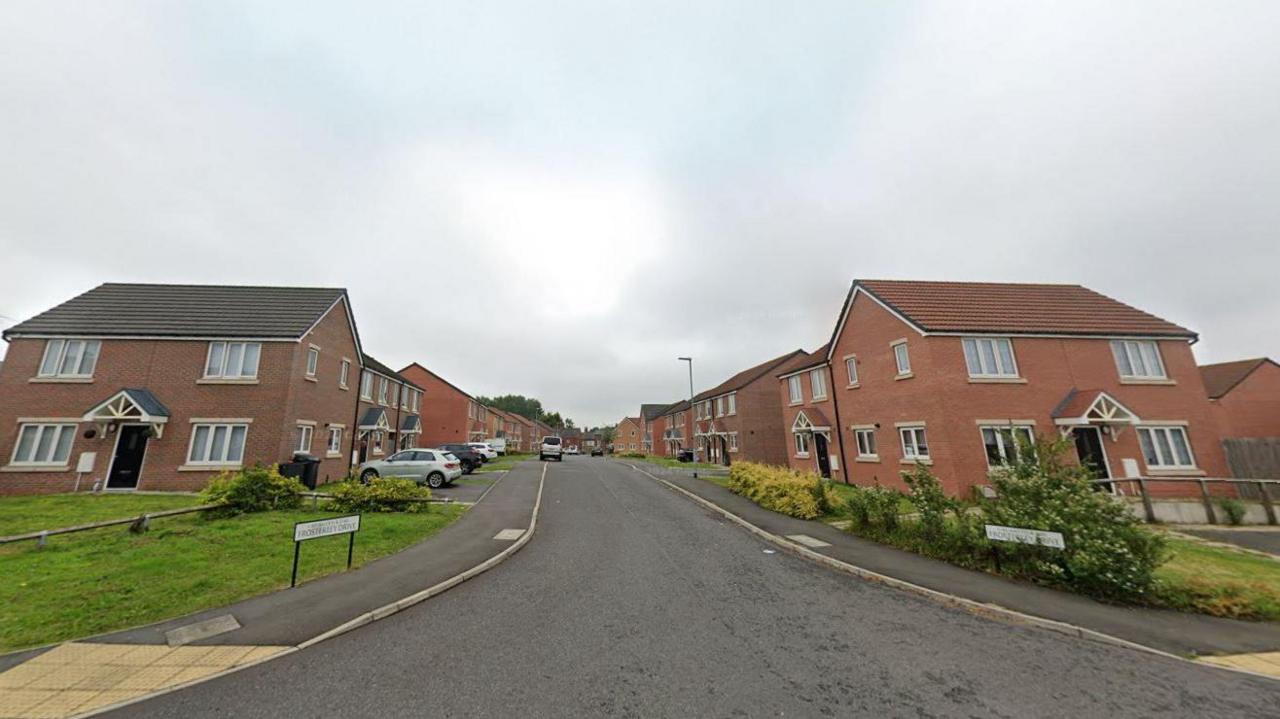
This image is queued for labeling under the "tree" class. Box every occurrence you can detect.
[474,394,544,421]
[542,411,565,428]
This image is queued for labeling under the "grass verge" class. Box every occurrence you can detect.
[1154,537,1280,621]
[623,454,725,472]
[0,493,204,537]
[0,503,466,652]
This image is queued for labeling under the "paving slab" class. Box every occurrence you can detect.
[630,461,1280,657]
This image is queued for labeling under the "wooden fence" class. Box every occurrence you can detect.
[1223,438,1280,500]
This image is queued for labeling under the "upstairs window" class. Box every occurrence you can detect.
[963,338,1018,378]
[339,360,350,388]
[787,375,803,404]
[810,369,827,400]
[893,342,911,376]
[727,393,737,415]
[1138,426,1195,469]
[204,341,260,380]
[845,356,858,385]
[378,377,389,405]
[715,397,724,417]
[360,371,373,400]
[980,425,1035,468]
[39,339,101,379]
[306,347,319,378]
[1112,340,1166,380]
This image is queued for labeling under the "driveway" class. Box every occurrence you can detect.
[111,457,1280,717]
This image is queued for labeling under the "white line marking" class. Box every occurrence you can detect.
[786,534,831,548]
[493,529,525,541]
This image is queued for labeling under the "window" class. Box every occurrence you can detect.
[788,375,803,404]
[360,371,373,400]
[187,423,248,465]
[204,341,261,379]
[728,432,739,451]
[963,338,1018,378]
[378,378,389,405]
[810,369,827,399]
[845,356,858,386]
[10,424,76,465]
[306,347,319,377]
[1112,340,1166,379]
[1138,426,1196,469]
[390,383,400,408]
[410,390,420,412]
[468,402,476,419]
[703,401,712,419]
[327,427,343,454]
[372,431,384,454]
[339,360,350,388]
[296,425,313,453]
[893,342,911,376]
[980,425,1035,467]
[38,339,101,378]
[727,393,736,415]
[715,397,724,417]
[855,428,877,458]
[794,432,810,456]
[900,426,929,460]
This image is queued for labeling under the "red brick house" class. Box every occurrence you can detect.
[0,283,364,494]
[693,350,805,466]
[821,280,1230,497]
[639,404,667,454]
[1201,358,1280,439]
[614,418,643,452]
[775,344,842,480]
[657,400,692,456]
[352,356,423,465]
[398,362,480,448]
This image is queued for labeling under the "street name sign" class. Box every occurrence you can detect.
[984,524,1065,549]
[294,515,360,541]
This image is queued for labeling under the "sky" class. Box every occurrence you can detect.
[1,1,1277,428]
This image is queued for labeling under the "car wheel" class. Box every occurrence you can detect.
[360,469,378,483]
[426,472,446,489]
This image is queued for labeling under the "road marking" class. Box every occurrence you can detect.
[164,614,241,647]
[785,534,831,548]
[493,529,526,541]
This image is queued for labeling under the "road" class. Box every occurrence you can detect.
[112,458,1280,717]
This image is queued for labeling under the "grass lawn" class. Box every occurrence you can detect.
[624,455,724,471]
[1155,537,1280,621]
[0,493,205,537]
[0,502,467,651]
[476,454,530,473]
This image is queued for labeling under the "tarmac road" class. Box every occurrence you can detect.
[110,457,1280,718]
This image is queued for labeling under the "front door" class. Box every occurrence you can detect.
[107,425,149,490]
[718,436,731,467]
[814,434,831,479]
[1072,427,1111,488]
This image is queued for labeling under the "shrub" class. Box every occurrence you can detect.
[726,462,833,520]
[902,465,956,540]
[618,451,647,459]
[329,477,431,513]
[1218,498,1247,526]
[201,465,305,516]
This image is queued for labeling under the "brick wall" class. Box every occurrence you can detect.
[400,363,471,448]
[1211,362,1280,439]
[778,364,844,479]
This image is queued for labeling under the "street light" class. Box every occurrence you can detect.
[678,357,693,458]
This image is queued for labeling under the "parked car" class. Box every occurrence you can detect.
[486,437,507,455]
[565,446,580,455]
[539,436,563,462]
[677,449,696,463]
[438,444,484,474]
[467,442,499,461]
[590,447,604,457]
[357,449,463,488]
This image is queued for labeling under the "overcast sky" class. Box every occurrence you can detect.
[2,2,1277,427]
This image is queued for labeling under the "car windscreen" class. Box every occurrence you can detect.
[543,437,561,445]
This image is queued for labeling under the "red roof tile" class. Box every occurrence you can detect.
[775,344,831,377]
[850,280,1196,338]
[1200,358,1275,399]
[693,349,806,402]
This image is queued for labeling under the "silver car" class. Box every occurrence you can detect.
[357,449,464,489]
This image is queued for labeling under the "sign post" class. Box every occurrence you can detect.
[291,515,361,588]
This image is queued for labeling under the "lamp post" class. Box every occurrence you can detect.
[678,357,693,458]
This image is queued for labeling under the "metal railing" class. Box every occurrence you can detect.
[1093,476,1280,525]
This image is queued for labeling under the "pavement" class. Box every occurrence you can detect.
[1181,526,1280,556]
[633,461,1280,658]
[0,462,543,718]
[95,456,1280,717]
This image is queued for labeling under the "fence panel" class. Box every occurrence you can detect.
[1224,438,1280,499]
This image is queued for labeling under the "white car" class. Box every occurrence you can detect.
[467,442,499,461]
[356,449,464,489]
[539,436,563,462]
[565,446,580,455]
[486,438,508,455]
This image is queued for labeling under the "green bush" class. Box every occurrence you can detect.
[329,477,432,513]
[617,451,647,459]
[201,465,305,516]
[1218,498,1247,526]
[726,462,834,520]
[902,465,955,540]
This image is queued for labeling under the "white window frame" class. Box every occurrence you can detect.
[715,397,724,417]
[305,346,319,378]
[360,371,373,400]
[893,341,911,376]
[1112,340,1167,380]
[979,425,1035,468]
[963,338,1019,378]
[1138,425,1197,469]
[187,423,249,466]
[787,375,803,404]
[810,369,827,400]
[378,377,389,405]
[794,431,810,457]
[854,428,877,459]
[900,426,929,460]
[204,341,261,380]
[38,339,101,379]
[339,360,350,389]
[844,355,859,386]
[728,432,739,452]
[727,393,736,416]
[9,423,77,466]
[372,430,384,455]
[296,424,314,453]
[327,426,343,455]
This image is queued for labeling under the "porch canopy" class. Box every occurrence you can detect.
[1051,389,1139,436]
[399,414,422,434]
[791,408,832,436]
[358,408,391,434]
[82,388,170,438]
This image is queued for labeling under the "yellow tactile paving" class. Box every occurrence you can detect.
[1200,651,1280,678]
[0,642,288,718]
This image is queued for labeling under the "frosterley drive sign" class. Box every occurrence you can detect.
[291,515,362,587]
[984,524,1065,549]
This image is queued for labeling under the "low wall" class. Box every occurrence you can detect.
[1121,497,1273,525]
